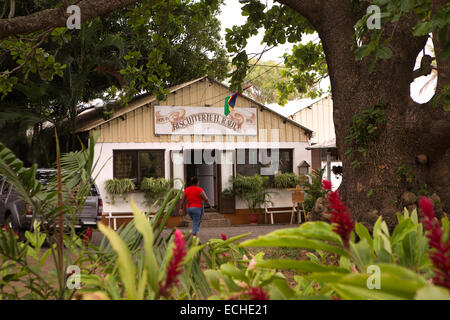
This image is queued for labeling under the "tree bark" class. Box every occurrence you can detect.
[278,0,450,229]
[0,0,141,39]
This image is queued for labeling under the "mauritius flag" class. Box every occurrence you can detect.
[224,85,251,116]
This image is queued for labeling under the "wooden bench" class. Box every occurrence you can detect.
[264,186,306,225]
[264,206,292,224]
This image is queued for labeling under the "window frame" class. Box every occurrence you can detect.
[235,148,294,177]
[112,149,165,185]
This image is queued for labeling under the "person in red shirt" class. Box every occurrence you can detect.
[179,176,213,237]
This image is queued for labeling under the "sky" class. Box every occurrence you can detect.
[218,0,437,116]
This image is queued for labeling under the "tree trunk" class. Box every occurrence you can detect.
[333,91,449,230]
[278,0,450,230]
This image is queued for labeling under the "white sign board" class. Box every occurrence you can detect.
[154,106,257,135]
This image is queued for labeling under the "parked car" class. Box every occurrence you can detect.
[0,169,102,238]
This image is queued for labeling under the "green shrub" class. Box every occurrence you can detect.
[232,174,275,213]
[273,172,302,189]
[232,174,267,195]
[240,208,450,300]
[140,177,172,206]
[301,168,326,213]
[105,178,136,203]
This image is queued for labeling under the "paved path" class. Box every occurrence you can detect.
[169,224,294,243]
[91,224,295,245]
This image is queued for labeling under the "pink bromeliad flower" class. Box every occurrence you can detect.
[419,197,450,290]
[159,229,187,298]
[322,179,354,248]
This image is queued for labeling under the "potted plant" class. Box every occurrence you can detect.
[104,178,136,204]
[273,172,302,189]
[220,187,236,214]
[140,177,172,207]
[232,174,276,224]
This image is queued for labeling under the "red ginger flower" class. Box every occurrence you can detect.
[322,180,354,248]
[322,179,332,191]
[220,234,227,256]
[2,225,18,237]
[228,286,270,300]
[159,229,187,298]
[245,286,270,300]
[419,197,450,290]
[83,227,92,246]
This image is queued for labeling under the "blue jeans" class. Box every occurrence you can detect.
[187,206,203,235]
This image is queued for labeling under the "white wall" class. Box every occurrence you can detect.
[93,141,311,213]
[235,189,294,210]
[321,160,342,191]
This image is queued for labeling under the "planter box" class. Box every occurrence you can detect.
[235,188,293,210]
[220,196,235,214]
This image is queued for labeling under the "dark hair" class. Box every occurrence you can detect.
[189,176,199,186]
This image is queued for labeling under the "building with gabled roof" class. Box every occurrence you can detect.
[75,76,314,227]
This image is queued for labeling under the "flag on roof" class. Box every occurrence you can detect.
[224,85,251,116]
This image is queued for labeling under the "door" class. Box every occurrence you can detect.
[184,149,218,210]
[195,163,215,208]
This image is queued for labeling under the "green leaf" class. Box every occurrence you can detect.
[391,219,416,246]
[130,197,159,294]
[350,238,374,269]
[271,278,296,299]
[40,249,52,267]
[355,45,371,60]
[214,233,250,249]
[264,222,343,244]
[220,263,247,281]
[355,223,373,248]
[413,21,432,36]
[241,235,349,257]
[204,270,222,291]
[334,283,405,300]
[415,286,450,300]
[377,47,392,59]
[98,223,137,299]
[256,259,349,274]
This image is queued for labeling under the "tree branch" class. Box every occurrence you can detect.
[411,54,435,80]
[0,28,54,77]
[8,0,15,19]
[295,1,360,99]
[276,0,322,27]
[0,0,141,40]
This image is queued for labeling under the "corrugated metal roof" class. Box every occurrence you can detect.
[75,76,313,135]
[306,138,336,150]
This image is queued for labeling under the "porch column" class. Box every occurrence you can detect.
[326,149,331,182]
[171,150,184,190]
[221,150,234,191]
